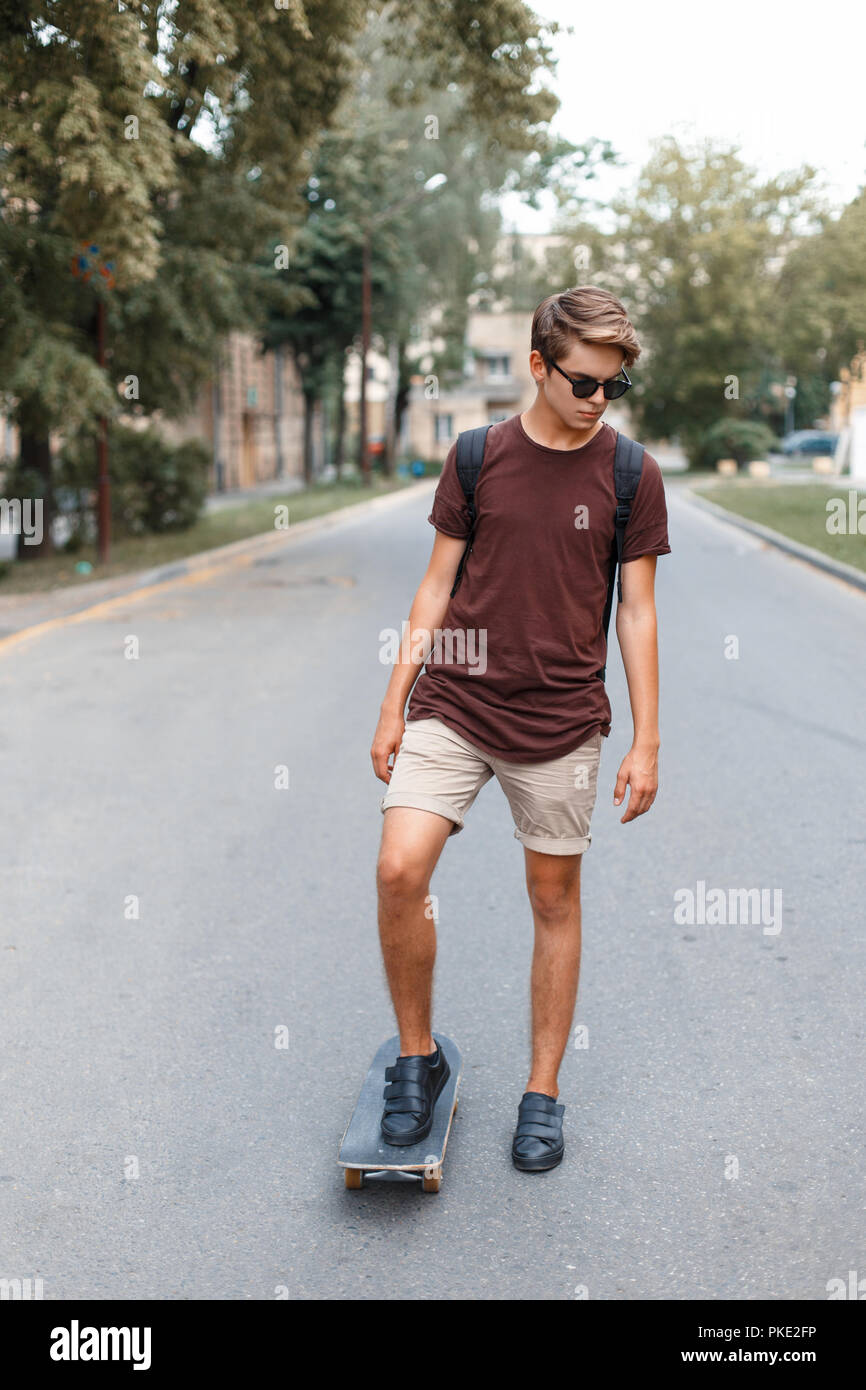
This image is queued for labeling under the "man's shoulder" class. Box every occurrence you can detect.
[476,415,518,444]
[611,430,664,476]
[451,416,518,468]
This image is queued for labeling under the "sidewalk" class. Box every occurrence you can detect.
[203,475,307,512]
[0,472,312,564]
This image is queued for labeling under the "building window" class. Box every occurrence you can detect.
[486,354,511,380]
[434,414,454,442]
[487,410,509,425]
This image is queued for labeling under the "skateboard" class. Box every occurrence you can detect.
[338,1034,462,1193]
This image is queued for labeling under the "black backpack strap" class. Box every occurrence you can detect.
[597,431,645,680]
[449,424,491,598]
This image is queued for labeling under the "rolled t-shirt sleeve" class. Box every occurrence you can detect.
[428,441,473,539]
[620,450,671,563]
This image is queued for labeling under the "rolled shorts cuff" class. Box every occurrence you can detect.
[380,791,465,834]
[514,827,592,855]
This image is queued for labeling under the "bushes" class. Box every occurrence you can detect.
[111,428,210,534]
[57,425,210,537]
[696,419,779,471]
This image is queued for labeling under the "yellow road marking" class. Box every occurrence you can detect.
[0,476,434,657]
[0,551,257,657]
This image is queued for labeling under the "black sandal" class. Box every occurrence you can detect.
[380,1046,450,1146]
[512,1091,565,1171]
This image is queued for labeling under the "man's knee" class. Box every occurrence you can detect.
[376,847,430,899]
[526,863,581,921]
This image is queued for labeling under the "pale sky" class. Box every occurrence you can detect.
[503,0,866,231]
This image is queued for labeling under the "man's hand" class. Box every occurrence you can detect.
[371,707,406,784]
[613,744,658,823]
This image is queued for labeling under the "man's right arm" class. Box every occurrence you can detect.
[370,530,467,784]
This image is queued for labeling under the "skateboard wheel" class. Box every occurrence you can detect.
[422,1173,441,1194]
[344,1168,363,1190]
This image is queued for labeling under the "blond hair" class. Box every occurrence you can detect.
[531,286,641,369]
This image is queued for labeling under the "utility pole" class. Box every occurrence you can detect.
[72,242,115,563]
[274,344,285,480]
[95,299,110,563]
[384,335,400,476]
[359,231,372,482]
[784,375,797,436]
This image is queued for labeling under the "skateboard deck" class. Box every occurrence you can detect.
[338,1034,462,1193]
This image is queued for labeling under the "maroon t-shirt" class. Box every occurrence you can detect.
[406,412,671,763]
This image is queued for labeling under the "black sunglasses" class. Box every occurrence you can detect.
[547,360,632,400]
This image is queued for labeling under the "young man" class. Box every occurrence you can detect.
[370,286,670,1171]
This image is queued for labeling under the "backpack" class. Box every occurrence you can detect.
[449,422,644,682]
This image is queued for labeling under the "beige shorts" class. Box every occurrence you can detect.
[380,717,603,856]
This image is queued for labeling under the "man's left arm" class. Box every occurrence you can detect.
[613,553,660,824]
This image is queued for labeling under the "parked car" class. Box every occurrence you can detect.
[779,430,838,458]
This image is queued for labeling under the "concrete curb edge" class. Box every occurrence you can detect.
[682,488,866,595]
[0,477,437,651]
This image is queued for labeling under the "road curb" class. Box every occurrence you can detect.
[682,488,866,595]
[0,477,436,654]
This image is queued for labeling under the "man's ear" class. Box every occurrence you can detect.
[528,349,547,385]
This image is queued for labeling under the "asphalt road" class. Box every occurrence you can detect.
[1,479,864,1300]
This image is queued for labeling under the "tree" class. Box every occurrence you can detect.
[543,136,827,459]
[1,0,577,556]
[0,0,175,553]
[261,203,381,483]
[773,188,866,421]
[0,0,363,552]
[263,0,586,476]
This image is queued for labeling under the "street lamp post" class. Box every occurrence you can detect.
[357,174,447,483]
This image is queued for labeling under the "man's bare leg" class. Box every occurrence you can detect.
[377,806,454,1056]
[523,848,583,1098]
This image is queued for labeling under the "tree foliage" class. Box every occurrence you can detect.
[0,0,572,539]
[543,135,841,459]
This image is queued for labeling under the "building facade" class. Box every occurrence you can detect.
[0,333,313,494]
[400,307,633,463]
[160,334,311,490]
